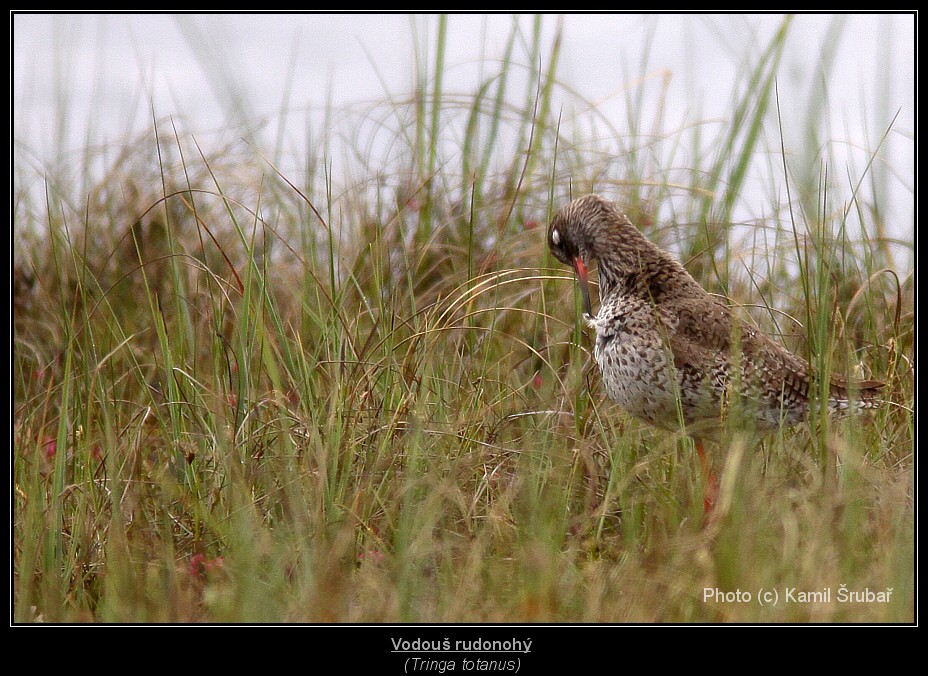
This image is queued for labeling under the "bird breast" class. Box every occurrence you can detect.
[588,297,687,429]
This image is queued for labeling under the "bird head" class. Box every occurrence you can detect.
[547,194,619,317]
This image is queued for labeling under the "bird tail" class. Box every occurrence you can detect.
[827,376,885,413]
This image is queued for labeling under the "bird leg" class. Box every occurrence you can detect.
[695,439,718,514]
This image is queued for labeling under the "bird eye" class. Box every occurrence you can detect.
[551,229,561,247]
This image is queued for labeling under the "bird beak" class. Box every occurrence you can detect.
[572,256,594,318]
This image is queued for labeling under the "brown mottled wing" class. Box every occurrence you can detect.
[661,297,815,424]
[664,297,884,418]
[658,296,736,416]
[738,322,814,420]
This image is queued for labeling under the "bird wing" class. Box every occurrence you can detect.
[662,296,883,413]
[660,297,814,413]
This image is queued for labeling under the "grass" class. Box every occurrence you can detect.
[13,15,914,623]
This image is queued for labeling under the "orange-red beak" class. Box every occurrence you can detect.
[573,256,594,317]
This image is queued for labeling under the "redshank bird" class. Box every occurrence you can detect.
[547,194,883,510]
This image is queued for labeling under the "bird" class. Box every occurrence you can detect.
[547,194,884,512]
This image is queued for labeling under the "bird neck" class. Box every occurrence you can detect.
[595,243,702,303]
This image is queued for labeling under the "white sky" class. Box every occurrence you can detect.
[12,13,915,245]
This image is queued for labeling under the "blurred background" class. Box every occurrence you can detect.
[12,13,914,247]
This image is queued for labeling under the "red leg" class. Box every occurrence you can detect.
[696,440,718,514]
